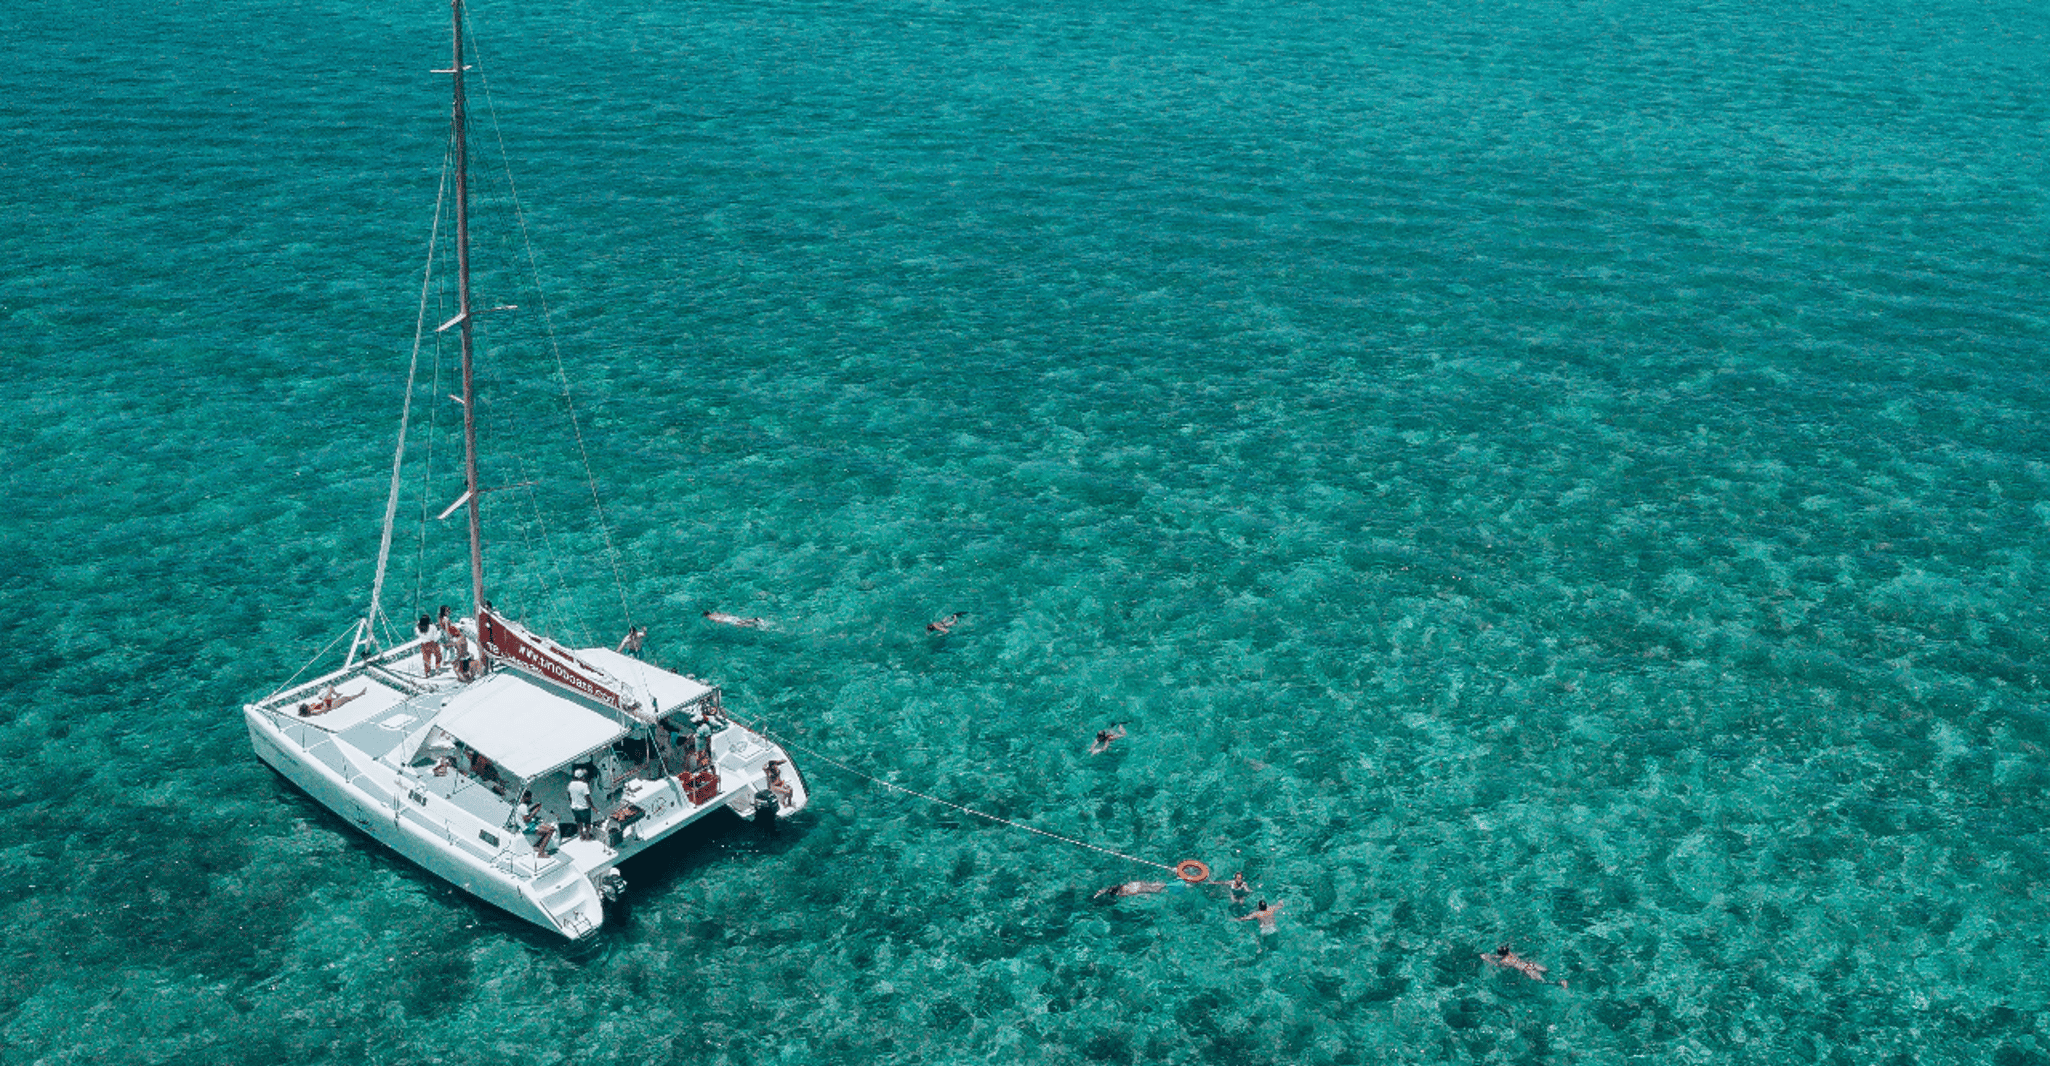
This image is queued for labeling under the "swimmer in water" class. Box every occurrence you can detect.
[926,611,967,634]
[1482,944,1567,989]
[703,611,770,629]
[1219,871,1251,905]
[1237,899,1283,934]
[1089,725,1127,754]
[1092,881,1169,900]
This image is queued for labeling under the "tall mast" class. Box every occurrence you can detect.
[451,0,486,615]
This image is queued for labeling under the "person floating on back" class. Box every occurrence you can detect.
[703,611,770,629]
[1482,944,1567,989]
[1237,899,1283,934]
[926,611,967,635]
[1090,725,1127,755]
[1093,880,1168,900]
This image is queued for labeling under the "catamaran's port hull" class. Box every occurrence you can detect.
[246,707,601,938]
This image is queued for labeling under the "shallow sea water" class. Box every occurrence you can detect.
[4,0,2050,1062]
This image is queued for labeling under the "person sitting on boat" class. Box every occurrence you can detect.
[467,748,500,784]
[926,611,967,635]
[452,628,480,681]
[1093,881,1168,900]
[1090,725,1127,755]
[763,759,794,805]
[567,768,595,840]
[417,614,442,674]
[515,790,542,832]
[618,625,648,658]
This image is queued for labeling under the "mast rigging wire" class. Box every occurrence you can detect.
[466,25,640,635]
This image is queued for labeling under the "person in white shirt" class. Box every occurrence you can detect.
[567,768,594,839]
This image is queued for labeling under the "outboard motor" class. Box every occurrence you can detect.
[753,788,780,833]
[598,868,627,904]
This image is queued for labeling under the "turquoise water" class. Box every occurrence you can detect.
[5,0,2050,1061]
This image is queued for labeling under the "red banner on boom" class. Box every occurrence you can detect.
[477,607,637,714]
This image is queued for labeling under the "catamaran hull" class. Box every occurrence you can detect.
[245,708,596,937]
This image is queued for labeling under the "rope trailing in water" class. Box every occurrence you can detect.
[756,727,1179,874]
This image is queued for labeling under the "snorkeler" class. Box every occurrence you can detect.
[1482,944,1567,989]
[703,611,771,629]
[1089,725,1127,755]
[926,611,967,634]
[1092,881,1169,900]
[1237,899,1283,934]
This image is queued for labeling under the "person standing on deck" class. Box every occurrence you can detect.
[417,615,442,674]
[568,768,594,840]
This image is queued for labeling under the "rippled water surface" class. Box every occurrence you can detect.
[4,0,2049,1062]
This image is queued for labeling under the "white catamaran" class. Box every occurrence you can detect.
[244,0,806,939]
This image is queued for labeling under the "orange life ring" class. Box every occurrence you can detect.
[1174,859,1211,884]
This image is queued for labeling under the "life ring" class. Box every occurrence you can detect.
[1174,859,1211,884]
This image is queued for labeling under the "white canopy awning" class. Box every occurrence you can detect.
[578,647,717,718]
[437,671,627,780]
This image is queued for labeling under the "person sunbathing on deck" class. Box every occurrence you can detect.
[1482,944,1567,989]
[297,685,365,717]
[1090,725,1127,754]
[703,611,770,629]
